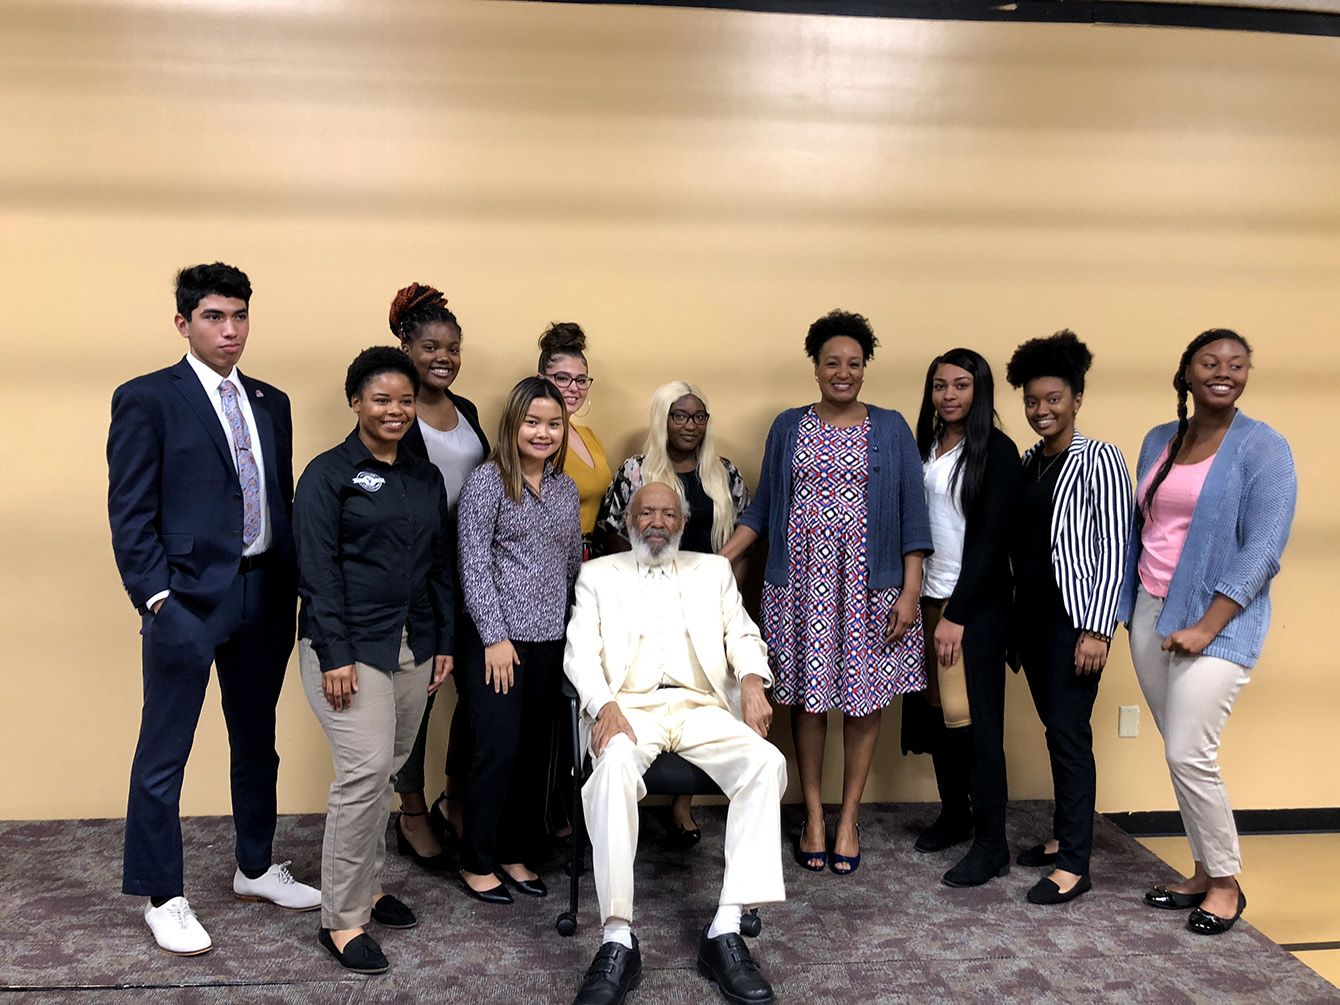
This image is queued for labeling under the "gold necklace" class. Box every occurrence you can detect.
[1035,451,1065,482]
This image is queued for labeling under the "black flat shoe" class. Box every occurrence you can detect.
[697,927,775,1004]
[1016,843,1058,867]
[1026,874,1092,905]
[370,893,417,929]
[502,872,548,897]
[573,937,642,1005]
[458,872,512,904]
[1145,884,1207,911]
[669,823,703,849]
[318,927,389,974]
[914,809,973,853]
[942,843,1011,888]
[395,812,450,872]
[1187,888,1247,935]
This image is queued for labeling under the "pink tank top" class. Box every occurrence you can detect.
[1137,445,1214,598]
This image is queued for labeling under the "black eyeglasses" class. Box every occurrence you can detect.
[669,410,710,426]
[545,372,593,389]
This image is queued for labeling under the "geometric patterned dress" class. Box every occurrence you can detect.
[761,408,927,715]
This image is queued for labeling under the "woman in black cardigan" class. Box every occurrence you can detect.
[904,349,1021,887]
[387,283,491,868]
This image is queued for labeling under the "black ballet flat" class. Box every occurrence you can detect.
[1016,843,1058,867]
[502,872,548,898]
[1187,888,1247,935]
[458,872,512,905]
[1144,884,1207,911]
[1026,874,1092,905]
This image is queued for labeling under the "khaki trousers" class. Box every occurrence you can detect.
[920,599,972,728]
[1128,587,1251,878]
[583,690,788,925]
[299,631,430,930]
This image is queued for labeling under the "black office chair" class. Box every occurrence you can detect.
[555,679,760,938]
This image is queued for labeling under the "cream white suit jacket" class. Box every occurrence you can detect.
[563,550,772,722]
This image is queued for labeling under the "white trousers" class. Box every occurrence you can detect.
[583,691,788,925]
[1128,587,1251,877]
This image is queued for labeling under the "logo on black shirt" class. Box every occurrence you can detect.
[352,471,386,492]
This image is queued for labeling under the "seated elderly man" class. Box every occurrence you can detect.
[564,481,787,1005]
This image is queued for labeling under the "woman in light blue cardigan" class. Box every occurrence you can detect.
[1119,329,1296,936]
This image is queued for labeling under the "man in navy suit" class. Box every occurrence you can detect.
[108,263,319,956]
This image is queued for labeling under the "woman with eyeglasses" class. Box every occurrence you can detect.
[538,323,613,560]
[597,380,752,845]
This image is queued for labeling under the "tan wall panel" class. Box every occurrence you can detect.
[1,1,1336,818]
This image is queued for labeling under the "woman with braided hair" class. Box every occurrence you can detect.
[387,283,490,870]
[1005,330,1132,905]
[1118,330,1296,935]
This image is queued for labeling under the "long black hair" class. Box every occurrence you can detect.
[1138,328,1252,533]
[915,348,999,517]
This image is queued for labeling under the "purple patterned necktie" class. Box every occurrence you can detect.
[219,380,262,547]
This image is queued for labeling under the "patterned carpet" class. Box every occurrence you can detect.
[1,802,1334,1003]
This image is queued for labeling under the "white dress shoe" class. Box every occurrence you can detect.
[144,897,212,956]
[233,861,321,911]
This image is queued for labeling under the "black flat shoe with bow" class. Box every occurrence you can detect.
[1187,888,1247,935]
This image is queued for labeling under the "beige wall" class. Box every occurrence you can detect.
[1,0,1336,819]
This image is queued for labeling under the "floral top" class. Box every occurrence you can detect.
[598,454,750,554]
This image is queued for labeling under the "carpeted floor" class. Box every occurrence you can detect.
[1,802,1335,1003]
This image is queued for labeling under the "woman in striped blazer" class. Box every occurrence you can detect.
[1005,330,1133,905]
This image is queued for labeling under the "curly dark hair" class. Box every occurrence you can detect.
[389,282,459,343]
[1005,329,1093,394]
[804,310,878,362]
[344,345,421,401]
[175,262,251,318]
[537,322,588,372]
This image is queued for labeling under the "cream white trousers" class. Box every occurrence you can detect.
[1128,587,1251,878]
[582,690,787,925]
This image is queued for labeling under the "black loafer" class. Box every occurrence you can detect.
[503,873,548,898]
[1144,885,1207,911]
[370,893,417,929]
[1026,874,1092,905]
[1016,843,1058,867]
[1187,888,1247,935]
[318,927,389,974]
[573,937,642,1005]
[459,872,512,904]
[914,811,973,853]
[942,843,1011,888]
[697,927,775,1004]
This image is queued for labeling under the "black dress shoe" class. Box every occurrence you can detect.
[942,843,1011,888]
[573,937,642,1005]
[697,927,775,1004]
[318,928,389,974]
[1144,884,1207,911]
[502,872,548,897]
[1016,843,1058,867]
[914,810,973,853]
[430,793,462,848]
[370,893,417,929]
[1026,874,1092,905]
[458,872,512,904]
[1187,888,1247,935]
[395,812,451,872]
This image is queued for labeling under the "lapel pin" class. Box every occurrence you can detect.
[254,389,264,397]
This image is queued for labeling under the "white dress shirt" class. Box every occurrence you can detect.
[921,439,966,600]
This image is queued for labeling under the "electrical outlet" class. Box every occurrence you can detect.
[1117,705,1139,738]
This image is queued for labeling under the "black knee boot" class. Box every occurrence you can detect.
[942,804,1010,886]
[915,726,974,853]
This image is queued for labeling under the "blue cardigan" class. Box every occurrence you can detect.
[740,405,933,591]
[1116,411,1296,668]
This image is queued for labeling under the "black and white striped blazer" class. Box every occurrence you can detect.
[1021,431,1133,636]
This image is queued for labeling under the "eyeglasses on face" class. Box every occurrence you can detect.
[669,410,710,426]
[545,372,593,389]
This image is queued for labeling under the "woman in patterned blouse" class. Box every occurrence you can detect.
[455,377,583,904]
[597,379,752,845]
[720,310,932,876]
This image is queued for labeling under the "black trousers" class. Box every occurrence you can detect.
[459,638,564,875]
[123,565,294,897]
[394,612,481,795]
[962,599,1011,812]
[1018,594,1100,876]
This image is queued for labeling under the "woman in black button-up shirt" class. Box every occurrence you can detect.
[294,347,455,975]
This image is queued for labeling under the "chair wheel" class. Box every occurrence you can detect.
[556,912,578,937]
[741,912,761,937]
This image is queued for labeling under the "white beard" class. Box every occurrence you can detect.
[628,525,683,568]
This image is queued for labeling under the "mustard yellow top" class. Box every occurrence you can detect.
[566,423,612,535]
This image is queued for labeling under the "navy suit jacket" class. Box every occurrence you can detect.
[107,357,298,614]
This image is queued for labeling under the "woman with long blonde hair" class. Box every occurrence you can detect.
[597,380,751,843]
